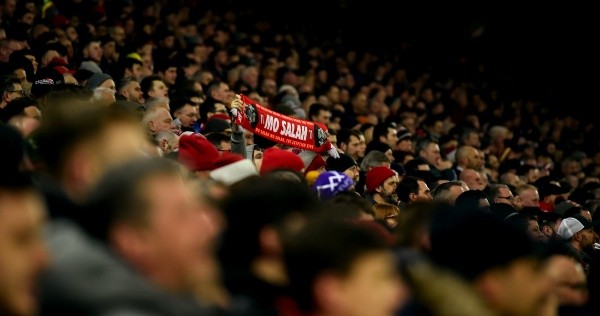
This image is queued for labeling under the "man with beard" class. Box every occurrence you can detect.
[364,166,400,206]
[557,215,599,274]
[396,176,434,209]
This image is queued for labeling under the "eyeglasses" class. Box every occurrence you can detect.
[497,196,515,201]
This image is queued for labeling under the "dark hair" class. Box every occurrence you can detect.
[0,96,38,122]
[430,211,543,281]
[117,76,135,93]
[218,177,318,277]
[1,75,21,94]
[0,124,33,187]
[139,75,163,99]
[284,218,389,312]
[308,103,330,120]
[454,189,489,214]
[396,175,423,203]
[83,158,184,241]
[30,103,139,178]
[320,191,375,218]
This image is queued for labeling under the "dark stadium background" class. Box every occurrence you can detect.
[207,1,597,116]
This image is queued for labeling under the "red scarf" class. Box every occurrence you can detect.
[233,95,339,157]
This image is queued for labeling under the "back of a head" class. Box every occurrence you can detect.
[429,210,541,281]
[0,123,31,187]
[320,191,375,220]
[454,189,489,214]
[83,157,184,241]
[218,176,319,270]
[283,217,390,312]
[31,102,140,178]
[360,150,391,171]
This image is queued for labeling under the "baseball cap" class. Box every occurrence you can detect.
[31,66,65,99]
[557,215,594,240]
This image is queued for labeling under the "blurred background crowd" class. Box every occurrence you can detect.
[1,1,599,315]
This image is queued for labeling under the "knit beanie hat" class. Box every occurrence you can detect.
[397,129,413,142]
[259,147,305,175]
[326,153,357,172]
[177,134,219,171]
[365,166,397,193]
[313,171,355,200]
[85,72,112,90]
[298,150,326,174]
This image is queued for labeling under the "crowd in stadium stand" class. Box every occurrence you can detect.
[1,1,599,315]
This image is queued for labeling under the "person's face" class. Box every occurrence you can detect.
[135,175,218,292]
[149,80,168,99]
[0,190,49,316]
[526,168,541,184]
[151,108,174,134]
[252,149,263,171]
[420,143,441,166]
[212,103,228,115]
[100,79,116,93]
[396,139,413,153]
[575,228,598,252]
[328,134,337,149]
[332,252,406,316]
[448,185,466,204]
[344,165,360,183]
[212,83,233,103]
[415,180,433,202]
[516,189,540,208]
[377,175,399,204]
[261,79,277,96]
[314,109,331,125]
[124,81,144,104]
[495,187,515,206]
[342,135,361,159]
[128,63,143,81]
[486,257,552,316]
[244,130,254,145]
[465,132,481,148]
[546,256,588,307]
[527,219,545,241]
[3,83,23,103]
[503,172,526,188]
[461,169,486,191]
[86,42,102,62]
[357,135,367,158]
[384,128,398,148]
[65,26,78,42]
[111,26,126,44]
[141,54,154,77]
[218,140,232,152]
[176,104,198,128]
[12,68,26,83]
[23,106,41,120]
[162,67,177,85]
[102,41,116,59]
[464,148,484,170]
[24,54,37,73]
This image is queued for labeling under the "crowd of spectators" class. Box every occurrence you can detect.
[1,1,599,315]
